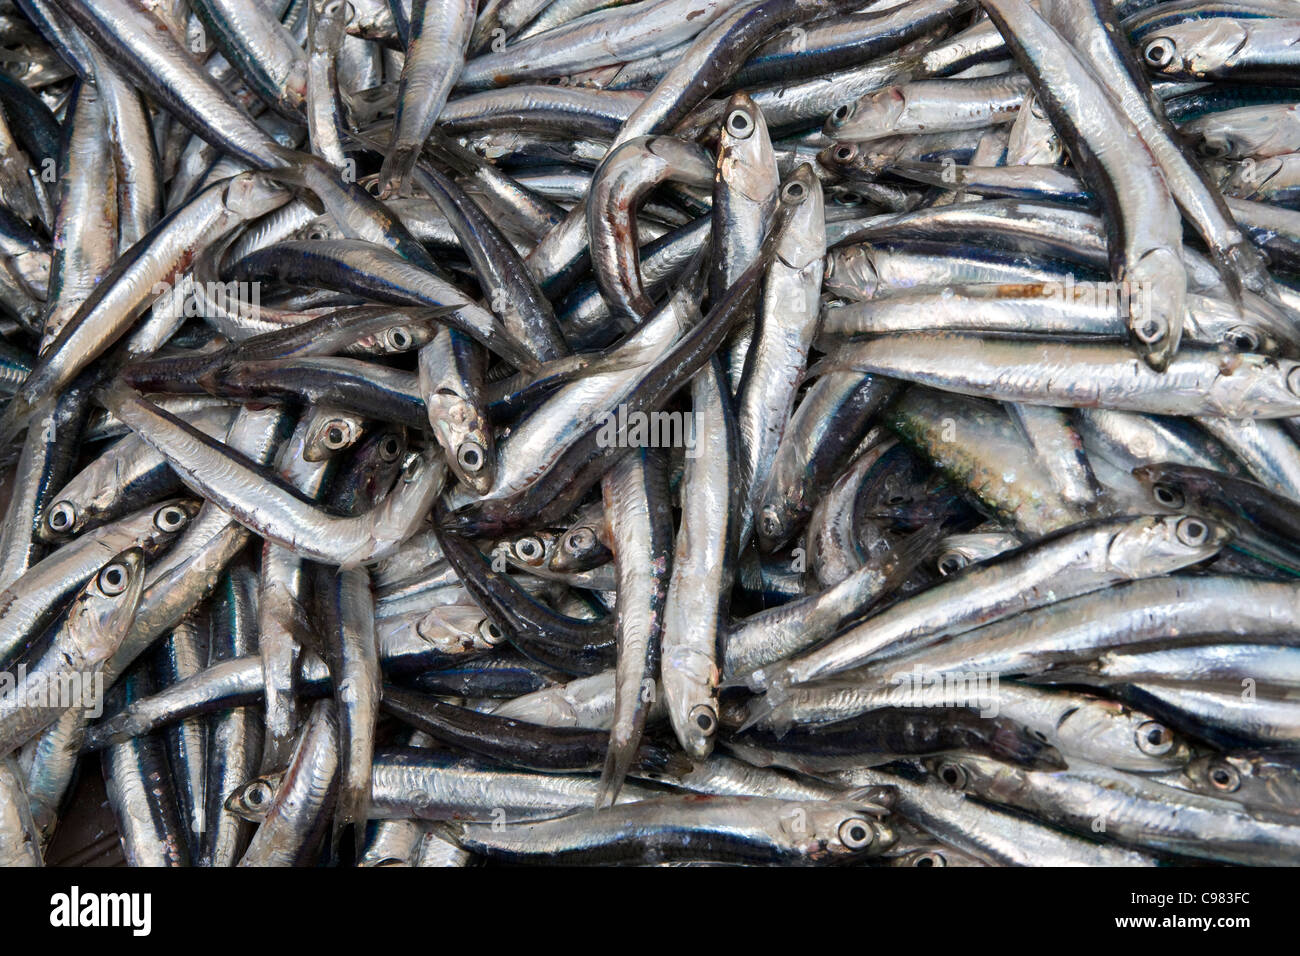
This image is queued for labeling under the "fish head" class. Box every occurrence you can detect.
[1057,697,1192,772]
[310,0,354,53]
[662,644,720,760]
[225,772,285,821]
[499,529,559,568]
[1124,246,1187,372]
[1183,292,1296,357]
[551,519,609,572]
[347,427,410,504]
[425,389,494,494]
[755,498,796,553]
[365,320,439,356]
[1131,462,1208,513]
[413,603,507,655]
[824,244,880,301]
[718,92,779,206]
[774,164,826,270]
[294,216,346,242]
[1206,353,1300,418]
[302,411,365,462]
[1185,750,1300,812]
[825,85,907,141]
[818,140,863,179]
[1142,19,1249,79]
[1105,513,1229,577]
[65,548,146,666]
[786,799,897,861]
[928,752,1029,803]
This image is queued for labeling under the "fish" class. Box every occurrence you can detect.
[1,0,1298,869]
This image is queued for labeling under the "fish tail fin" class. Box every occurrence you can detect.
[595,747,627,809]
[377,142,420,200]
[596,721,646,809]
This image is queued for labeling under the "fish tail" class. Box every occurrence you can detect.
[377,142,420,200]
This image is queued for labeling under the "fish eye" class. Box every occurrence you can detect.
[378,434,403,461]
[244,780,275,809]
[47,501,76,534]
[1133,314,1168,345]
[514,535,545,564]
[937,552,967,576]
[565,527,596,553]
[830,103,853,126]
[781,180,808,203]
[1199,138,1231,159]
[725,109,754,139]
[1175,516,1209,546]
[1287,366,1300,397]
[759,507,782,538]
[911,851,946,867]
[1143,37,1176,68]
[835,190,864,205]
[478,619,505,645]
[98,562,130,595]
[323,0,354,20]
[832,143,856,164]
[457,440,486,473]
[1207,761,1241,792]
[1152,483,1185,510]
[386,327,413,350]
[322,419,354,450]
[689,703,718,737]
[1227,327,1259,352]
[936,761,967,788]
[838,818,874,849]
[1135,720,1175,756]
[154,504,189,533]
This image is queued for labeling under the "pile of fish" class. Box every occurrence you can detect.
[4,0,1300,868]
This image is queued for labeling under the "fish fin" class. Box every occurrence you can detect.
[377,144,420,200]
[0,410,27,462]
[259,144,317,183]
[657,749,696,780]
[421,128,489,178]
[801,353,860,383]
[255,146,329,213]
[717,662,779,693]
[885,159,951,189]
[841,784,898,815]
[265,584,330,663]
[596,720,647,808]
[878,523,946,585]
[79,708,135,752]
[735,692,793,736]
[425,821,467,849]
[595,745,626,808]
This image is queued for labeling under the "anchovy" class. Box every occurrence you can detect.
[5,0,1300,869]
